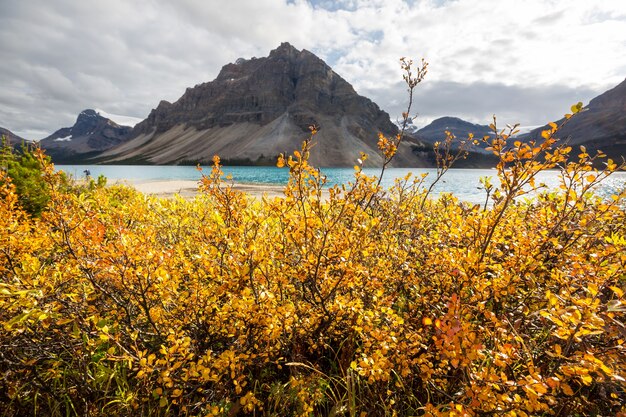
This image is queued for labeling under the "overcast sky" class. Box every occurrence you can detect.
[1,0,625,139]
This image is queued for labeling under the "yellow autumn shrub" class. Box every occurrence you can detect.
[1,63,625,416]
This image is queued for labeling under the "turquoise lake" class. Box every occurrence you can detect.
[56,165,626,204]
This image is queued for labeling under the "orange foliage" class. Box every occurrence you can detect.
[1,63,625,416]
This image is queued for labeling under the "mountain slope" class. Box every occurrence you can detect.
[416,116,492,145]
[1,127,27,146]
[39,110,132,163]
[100,42,426,167]
[527,78,626,161]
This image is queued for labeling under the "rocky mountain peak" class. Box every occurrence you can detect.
[71,109,109,136]
[132,42,395,137]
[103,42,426,167]
[39,109,132,163]
[269,41,300,58]
[78,108,99,119]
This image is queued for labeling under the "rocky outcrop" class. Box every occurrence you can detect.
[102,42,426,167]
[39,110,132,163]
[527,78,626,162]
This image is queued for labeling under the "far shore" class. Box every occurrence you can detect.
[116,179,287,200]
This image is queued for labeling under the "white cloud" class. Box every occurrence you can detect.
[0,0,624,139]
[95,109,143,127]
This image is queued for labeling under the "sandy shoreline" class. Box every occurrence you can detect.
[116,179,286,199]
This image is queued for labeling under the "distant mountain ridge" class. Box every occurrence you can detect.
[39,110,132,163]
[414,116,495,154]
[527,78,626,162]
[1,127,27,145]
[20,44,626,168]
[98,42,427,167]
[403,116,497,167]
[416,116,492,143]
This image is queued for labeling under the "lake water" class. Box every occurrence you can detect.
[56,164,626,204]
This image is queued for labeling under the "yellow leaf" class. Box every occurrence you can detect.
[580,374,592,385]
[533,383,548,394]
[609,286,624,297]
[587,283,598,297]
[599,362,613,375]
[562,383,574,396]
[547,291,558,306]
[571,101,583,114]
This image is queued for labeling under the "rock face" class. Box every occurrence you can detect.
[527,78,626,162]
[101,42,425,167]
[39,110,132,163]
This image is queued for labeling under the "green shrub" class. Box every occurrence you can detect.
[1,137,51,216]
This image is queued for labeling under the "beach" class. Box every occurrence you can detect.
[122,179,287,200]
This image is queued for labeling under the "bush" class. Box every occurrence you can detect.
[1,138,51,216]
[0,64,625,416]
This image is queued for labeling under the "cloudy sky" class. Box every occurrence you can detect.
[1,0,625,139]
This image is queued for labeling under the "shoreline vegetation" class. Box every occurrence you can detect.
[2,60,626,416]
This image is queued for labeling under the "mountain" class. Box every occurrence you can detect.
[99,42,426,167]
[527,78,626,162]
[1,127,27,146]
[403,116,499,167]
[415,116,494,155]
[39,110,132,163]
[416,116,492,145]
